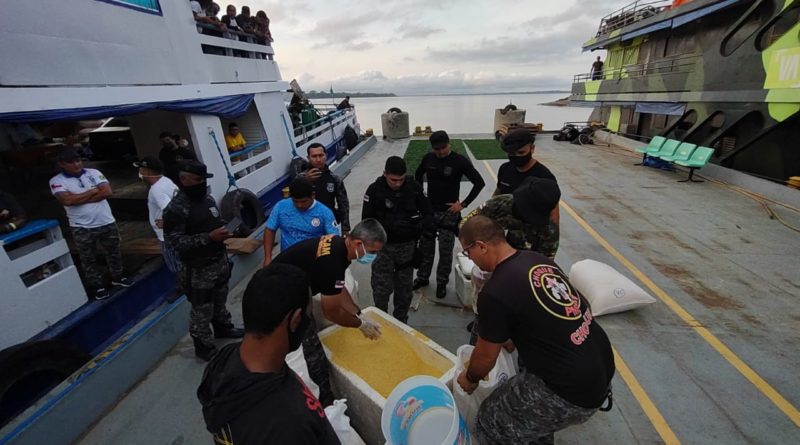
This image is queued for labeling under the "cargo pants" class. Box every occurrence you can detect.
[371,240,416,323]
[475,372,598,445]
[71,223,124,290]
[416,211,460,286]
[184,257,234,348]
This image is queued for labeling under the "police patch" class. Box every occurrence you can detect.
[443,166,453,177]
[311,217,321,227]
[210,207,219,218]
[385,199,394,209]
[326,182,335,193]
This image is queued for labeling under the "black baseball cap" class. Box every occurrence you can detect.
[133,156,164,173]
[56,148,81,162]
[178,160,214,178]
[501,128,536,154]
[429,130,450,150]
[512,177,560,226]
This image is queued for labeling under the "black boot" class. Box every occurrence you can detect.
[193,338,218,362]
[436,284,447,299]
[412,278,429,290]
[213,323,245,339]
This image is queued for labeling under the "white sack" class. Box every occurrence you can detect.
[569,259,656,316]
[286,346,320,399]
[324,399,367,445]
[453,345,517,434]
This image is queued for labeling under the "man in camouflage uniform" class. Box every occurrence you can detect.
[462,177,561,260]
[362,156,432,323]
[163,161,243,361]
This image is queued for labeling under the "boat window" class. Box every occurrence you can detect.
[721,0,775,56]
[756,2,800,50]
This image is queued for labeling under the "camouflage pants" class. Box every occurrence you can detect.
[185,258,233,347]
[475,372,598,445]
[506,220,560,260]
[302,314,335,406]
[417,211,460,286]
[71,223,123,290]
[371,241,416,323]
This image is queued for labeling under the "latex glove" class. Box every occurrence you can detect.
[358,316,382,340]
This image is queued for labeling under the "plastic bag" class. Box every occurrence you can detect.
[286,346,320,399]
[453,345,517,434]
[324,399,367,445]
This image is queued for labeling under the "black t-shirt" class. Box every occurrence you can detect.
[477,251,614,408]
[592,61,604,71]
[496,161,557,195]
[199,343,341,445]
[0,191,25,218]
[273,235,350,296]
[415,152,485,211]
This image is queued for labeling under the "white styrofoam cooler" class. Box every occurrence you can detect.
[453,253,475,309]
[318,307,457,445]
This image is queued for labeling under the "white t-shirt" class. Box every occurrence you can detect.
[148,176,179,241]
[190,1,206,17]
[49,168,115,229]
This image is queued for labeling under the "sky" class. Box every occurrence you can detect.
[228,0,632,95]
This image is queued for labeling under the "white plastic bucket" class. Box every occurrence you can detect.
[381,376,471,445]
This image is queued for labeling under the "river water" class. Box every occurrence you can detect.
[332,93,592,136]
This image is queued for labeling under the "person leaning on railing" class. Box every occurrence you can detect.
[191,0,227,32]
[253,10,273,45]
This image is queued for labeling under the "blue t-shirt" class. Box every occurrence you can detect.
[267,199,339,251]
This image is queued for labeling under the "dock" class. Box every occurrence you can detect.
[76,136,800,444]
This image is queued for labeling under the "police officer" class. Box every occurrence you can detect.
[363,156,432,323]
[463,177,561,260]
[291,142,351,234]
[414,130,485,298]
[163,161,244,361]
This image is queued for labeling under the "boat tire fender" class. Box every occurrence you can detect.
[221,189,265,237]
[499,104,518,115]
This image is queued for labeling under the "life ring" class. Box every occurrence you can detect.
[0,340,91,425]
[499,104,518,115]
[221,188,265,236]
[387,107,402,114]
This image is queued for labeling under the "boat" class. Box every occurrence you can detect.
[0,1,374,441]
[570,0,799,184]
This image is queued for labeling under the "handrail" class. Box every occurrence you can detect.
[596,0,672,36]
[573,53,700,83]
[229,139,269,159]
[194,21,266,45]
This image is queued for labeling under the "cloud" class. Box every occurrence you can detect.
[391,24,444,41]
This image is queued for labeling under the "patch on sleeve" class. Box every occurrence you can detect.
[334,280,345,289]
[363,194,370,203]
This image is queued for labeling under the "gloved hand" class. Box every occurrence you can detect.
[358,316,382,340]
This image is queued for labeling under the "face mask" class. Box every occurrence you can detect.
[180,182,207,201]
[508,151,532,167]
[287,313,310,352]
[138,173,144,181]
[355,242,377,265]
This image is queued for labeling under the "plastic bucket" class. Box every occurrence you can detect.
[382,376,471,445]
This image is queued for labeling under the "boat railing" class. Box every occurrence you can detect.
[596,0,672,36]
[295,108,353,147]
[572,53,700,83]
[229,139,272,178]
[194,22,274,60]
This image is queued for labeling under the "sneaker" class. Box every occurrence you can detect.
[112,277,134,287]
[214,325,245,339]
[436,285,447,299]
[412,278,429,291]
[94,288,110,300]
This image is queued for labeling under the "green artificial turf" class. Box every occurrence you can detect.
[403,139,468,173]
[463,139,507,160]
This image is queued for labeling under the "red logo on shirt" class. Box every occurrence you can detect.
[296,375,325,418]
[51,183,63,190]
[529,264,583,321]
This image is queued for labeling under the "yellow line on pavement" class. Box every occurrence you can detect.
[480,160,679,441]
[559,200,800,428]
[613,348,681,444]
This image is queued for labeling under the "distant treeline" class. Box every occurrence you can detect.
[306,91,397,98]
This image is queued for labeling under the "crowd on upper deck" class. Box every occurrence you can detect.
[189,0,273,45]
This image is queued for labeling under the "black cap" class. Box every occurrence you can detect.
[56,148,81,162]
[132,156,164,173]
[501,128,535,154]
[512,177,560,226]
[429,130,450,150]
[178,160,214,178]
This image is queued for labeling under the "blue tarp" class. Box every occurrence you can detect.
[0,94,254,123]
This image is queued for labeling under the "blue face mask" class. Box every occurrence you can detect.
[356,243,377,264]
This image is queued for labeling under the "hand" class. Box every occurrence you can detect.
[457,370,478,394]
[502,340,516,353]
[357,316,382,340]
[262,255,272,268]
[447,201,464,213]
[209,226,232,242]
[306,168,322,180]
[155,219,163,229]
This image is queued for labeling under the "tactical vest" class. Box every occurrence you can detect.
[184,196,226,263]
[370,177,424,243]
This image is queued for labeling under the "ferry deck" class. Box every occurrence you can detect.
[74,135,800,444]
